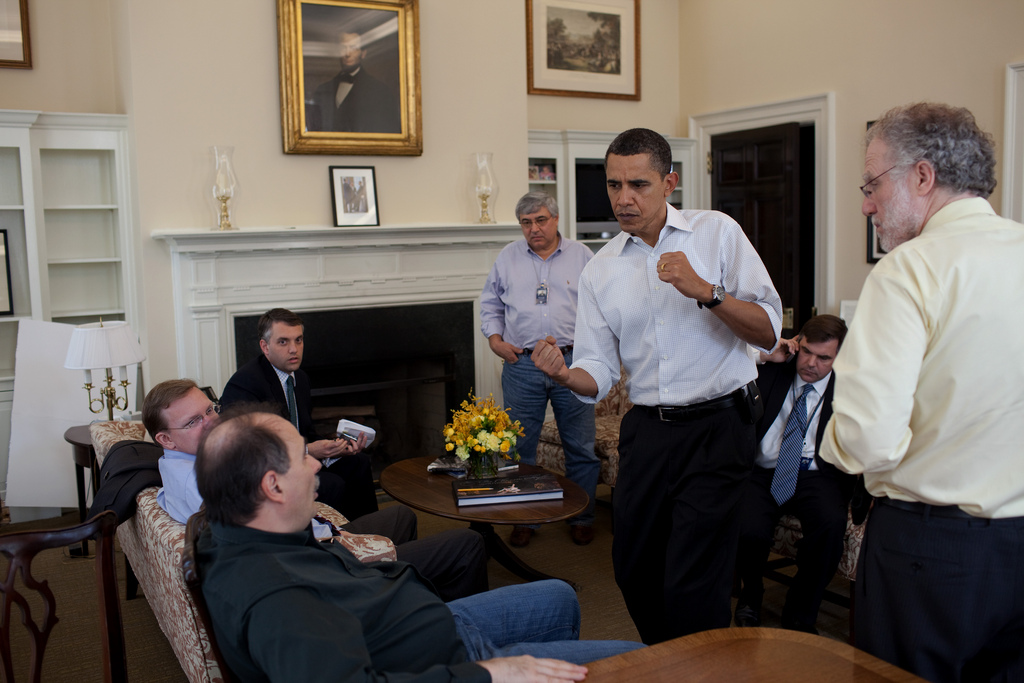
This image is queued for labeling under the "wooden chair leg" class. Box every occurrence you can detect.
[848,580,856,645]
[124,555,139,600]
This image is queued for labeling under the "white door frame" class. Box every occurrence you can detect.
[689,93,836,315]
[1003,62,1024,222]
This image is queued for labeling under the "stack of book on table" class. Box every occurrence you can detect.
[452,473,563,507]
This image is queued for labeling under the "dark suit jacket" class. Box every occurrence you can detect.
[755,359,855,499]
[308,68,401,134]
[220,355,319,443]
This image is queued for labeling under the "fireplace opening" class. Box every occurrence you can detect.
[232,302,476,481]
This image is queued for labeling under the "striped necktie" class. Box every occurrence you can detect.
[770,383,814,505]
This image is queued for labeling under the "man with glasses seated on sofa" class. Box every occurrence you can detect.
[144,379,487,602]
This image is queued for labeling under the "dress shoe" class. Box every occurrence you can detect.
[570,525,594,546]
[510,526,534,547]
[734,603,761,628]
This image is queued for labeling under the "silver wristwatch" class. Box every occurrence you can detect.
[698,284,726,309]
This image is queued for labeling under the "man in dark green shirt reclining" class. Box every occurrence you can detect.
[195,406,642,682]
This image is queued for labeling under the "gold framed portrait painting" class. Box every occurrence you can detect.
[278,0,422,155]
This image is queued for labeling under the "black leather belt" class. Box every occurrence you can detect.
[520,345,573,356]
[880,497,978,520]
[637,393,738,422]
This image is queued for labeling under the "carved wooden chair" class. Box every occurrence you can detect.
[0,510,127,682]
[181,511,236,683]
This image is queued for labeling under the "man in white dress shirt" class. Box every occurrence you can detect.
[532,128,782,644]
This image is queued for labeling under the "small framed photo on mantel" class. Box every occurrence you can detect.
[330,166,380,227]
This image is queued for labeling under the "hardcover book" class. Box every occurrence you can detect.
[452,473,563,507]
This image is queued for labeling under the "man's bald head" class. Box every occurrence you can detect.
[196,407,293,526]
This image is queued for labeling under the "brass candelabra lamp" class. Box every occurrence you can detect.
[475,152,497,224]
[212,145,238,231]
[64,320,147,421]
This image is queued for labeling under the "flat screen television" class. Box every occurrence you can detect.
[574,160,620,239]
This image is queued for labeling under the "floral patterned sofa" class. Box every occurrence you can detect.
[535,373,632,488]
[90,421,396,683]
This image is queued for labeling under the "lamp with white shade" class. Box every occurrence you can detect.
[64,320,147,421]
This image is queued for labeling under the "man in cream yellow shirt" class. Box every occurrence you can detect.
[820,102,1024,683]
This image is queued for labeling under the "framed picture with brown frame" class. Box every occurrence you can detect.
[526,0,639,100]
[330,166,380,227]
[278,0,422,155]
[0,0,31,69]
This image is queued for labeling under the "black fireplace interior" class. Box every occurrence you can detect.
[233,302,476,480]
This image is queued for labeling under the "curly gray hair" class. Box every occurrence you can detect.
[866,102,996,199]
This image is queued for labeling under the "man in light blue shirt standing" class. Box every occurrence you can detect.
[480,192,598,547]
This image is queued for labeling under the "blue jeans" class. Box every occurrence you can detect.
[502,351,599,526]
[447,580,643,664]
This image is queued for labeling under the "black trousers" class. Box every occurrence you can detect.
[343,505,489,603]
[316,452,378,522]
[735,465,848,628]
[613,404,756,644]
[855,500,1024,683]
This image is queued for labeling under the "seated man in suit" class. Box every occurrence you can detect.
[194,405,643,682]
[220,307,378,522]
[145,378,487,602]
[734,314,855,633]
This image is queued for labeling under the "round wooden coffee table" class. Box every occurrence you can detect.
[380,456,589,589]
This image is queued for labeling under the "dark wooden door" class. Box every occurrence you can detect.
[711,123,809,336]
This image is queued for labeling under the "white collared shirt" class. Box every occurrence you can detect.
[756,372,832,470]
[570,204,782,405]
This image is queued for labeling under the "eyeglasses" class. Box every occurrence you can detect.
[859,165,898,198]
[519,215,551,229]
[167,402,221,431]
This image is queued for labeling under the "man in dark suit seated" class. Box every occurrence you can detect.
[220,307,377,522]
[733,314,855,633]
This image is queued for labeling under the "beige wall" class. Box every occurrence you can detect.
[120,0,685,385]
[676,0,1024,304]
[3,0,1022,385]
[0,0,120,113]
[121,0,531,383]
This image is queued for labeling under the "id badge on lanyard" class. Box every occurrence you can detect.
[536,283,548,305]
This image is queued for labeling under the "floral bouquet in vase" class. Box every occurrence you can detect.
[443,393,523,478]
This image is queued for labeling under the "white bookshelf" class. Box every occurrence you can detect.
[0,110,137,501]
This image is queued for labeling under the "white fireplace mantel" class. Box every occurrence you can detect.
[153,222,519,398]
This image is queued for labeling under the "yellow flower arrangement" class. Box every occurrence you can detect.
[443,393,523,478]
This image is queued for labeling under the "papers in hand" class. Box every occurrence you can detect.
[336,419,376,447]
